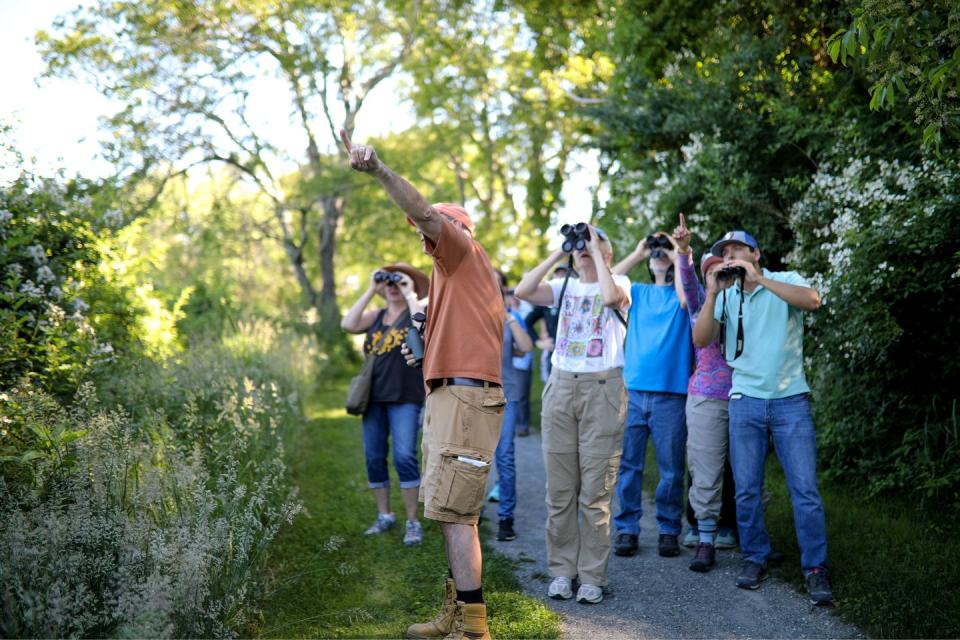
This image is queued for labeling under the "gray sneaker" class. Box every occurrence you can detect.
[403,520,424,546]
[364,513,396,535]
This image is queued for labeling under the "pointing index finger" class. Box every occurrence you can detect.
[339,128,352,152]
[679,213,687,230]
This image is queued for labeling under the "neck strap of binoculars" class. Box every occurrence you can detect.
[719,283,745,361]
[555,255,628,329]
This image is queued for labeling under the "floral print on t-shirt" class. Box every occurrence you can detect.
[556,292,607,359]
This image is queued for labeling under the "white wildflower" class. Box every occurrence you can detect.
[18,280,44,299]
[36,265,56,283]
[26,244,47,264]
[0,209,11,224]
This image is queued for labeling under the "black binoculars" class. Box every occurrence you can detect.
[716,266,747,282]
[560,222,590,253]
[405,312,427,367]
[645,234,672,259]
[374,271,403,284]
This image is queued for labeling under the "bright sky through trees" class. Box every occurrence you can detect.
[0,0,600,229]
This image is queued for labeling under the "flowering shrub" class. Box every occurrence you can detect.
[789,152,960,505]
[0,171,138,396]
[0,336,304,637]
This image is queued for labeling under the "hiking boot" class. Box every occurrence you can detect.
[443,601,489,640]
[658,534,680,557]
[688,542,716,573]
[613,533,638,557]
[682,527,699,548]
[364,512,396,535]
[547,576,573,600]
[486,483,500,503]
[403,520,424,546]
[805,567,834,606]
[407,578,457,639]
[715,528,738,549]
[496,517,516,541]
[576,583,603,604]
[736,561,769,589]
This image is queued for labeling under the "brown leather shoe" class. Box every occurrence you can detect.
[407,578,457,639]
[443,601,490,640]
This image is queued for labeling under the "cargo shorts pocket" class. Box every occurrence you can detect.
[436,448,491,516]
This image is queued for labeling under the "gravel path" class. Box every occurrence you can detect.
[485,433,864,639]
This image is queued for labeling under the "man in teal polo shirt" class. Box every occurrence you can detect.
[692,230,833,606]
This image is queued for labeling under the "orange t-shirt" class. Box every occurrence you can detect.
[422,217,504,384]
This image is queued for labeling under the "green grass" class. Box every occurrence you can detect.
[248,380,561,639]
[764,464,960,639]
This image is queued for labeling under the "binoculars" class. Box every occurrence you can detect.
[374,271,403,284]
[405,312,427,367]
[645,234,672,259]
[560,222,590,253]
[716,266,747,282]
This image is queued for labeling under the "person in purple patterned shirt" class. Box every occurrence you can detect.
[672,214,738,572]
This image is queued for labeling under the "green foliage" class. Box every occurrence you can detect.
[789,151,960,505]
[0,170,139,396]
[826,0,960,150]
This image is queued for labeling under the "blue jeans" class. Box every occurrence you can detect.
[729,393,828,571]
[361,402,422,489]
[494,400,520,520]
[614,391,688,536]
[514,368,532,429]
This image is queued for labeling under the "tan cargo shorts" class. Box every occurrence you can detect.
[420,383,505,525]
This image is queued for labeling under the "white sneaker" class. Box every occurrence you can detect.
[576,583,604,604]
[547,576,573,600]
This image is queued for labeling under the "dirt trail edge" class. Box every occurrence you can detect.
[485,433,864,639]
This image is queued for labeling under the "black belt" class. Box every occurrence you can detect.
[440,377,501,388]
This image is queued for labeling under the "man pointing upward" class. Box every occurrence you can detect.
[342,130,506,639]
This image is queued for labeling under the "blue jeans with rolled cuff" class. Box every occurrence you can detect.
[728,393,828,572]
[361,402,422,489]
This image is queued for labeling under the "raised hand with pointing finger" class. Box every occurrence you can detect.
[672,213,691,254]
[340,128,381,173]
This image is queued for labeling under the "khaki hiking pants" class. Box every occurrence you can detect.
[541,367,627,586]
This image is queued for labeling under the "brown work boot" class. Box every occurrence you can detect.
[406,578,457,639]
[444,601,490,640]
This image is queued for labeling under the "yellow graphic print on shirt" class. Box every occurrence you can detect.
[366,326,409,356]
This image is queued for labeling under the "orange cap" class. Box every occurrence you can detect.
[406,203,475,231]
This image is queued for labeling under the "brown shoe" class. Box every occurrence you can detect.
[407,579,458,639]
[443,601,490,640]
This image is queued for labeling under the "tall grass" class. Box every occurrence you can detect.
[0,321,318,637]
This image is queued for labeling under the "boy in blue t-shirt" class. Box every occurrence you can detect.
[610,232,694,559]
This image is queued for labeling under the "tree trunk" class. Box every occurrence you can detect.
[318,194,344,328]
